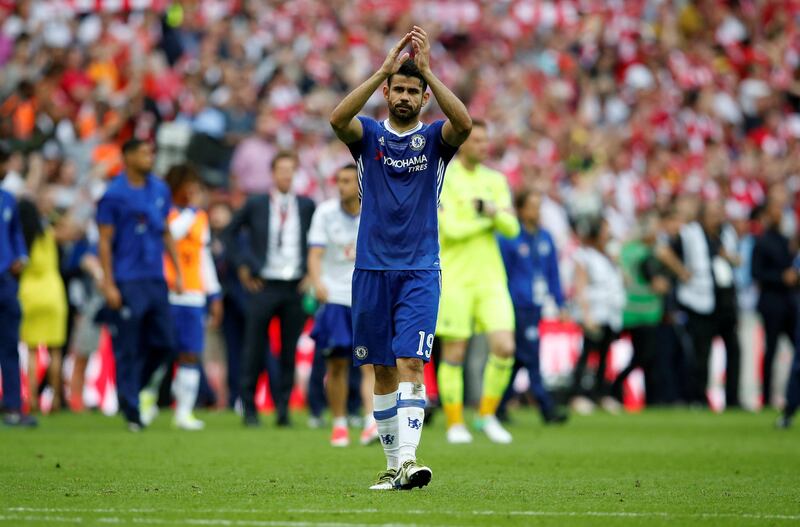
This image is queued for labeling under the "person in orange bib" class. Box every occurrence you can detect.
[153,164,222,430]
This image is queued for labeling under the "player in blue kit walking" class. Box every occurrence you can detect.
[97,139,183,431]
[330,26,472,490]
[496,189,568,425]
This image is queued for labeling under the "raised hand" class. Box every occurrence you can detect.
[380,32,412,76]
[410,26,431,74]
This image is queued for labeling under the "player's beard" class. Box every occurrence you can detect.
[389,101,421,125]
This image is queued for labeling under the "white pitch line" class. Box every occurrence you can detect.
[6,507,800,523]
[8,508,158,514]
[0,515,426,527]
[0,516,83,524]
[288,509,800,521]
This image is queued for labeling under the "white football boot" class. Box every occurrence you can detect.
[571,395,596,415]
[174,412,205,431]
[446,424,473,444]
[481,415,512,444]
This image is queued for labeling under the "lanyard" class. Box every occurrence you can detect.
[273,195,291,248]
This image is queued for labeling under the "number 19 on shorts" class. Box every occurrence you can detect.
[416,331,434,359]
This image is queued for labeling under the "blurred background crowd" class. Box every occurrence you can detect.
[1,0,800,422]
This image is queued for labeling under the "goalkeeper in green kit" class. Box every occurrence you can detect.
[435,120,519,444]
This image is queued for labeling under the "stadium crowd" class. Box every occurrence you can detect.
[2,0,800,433]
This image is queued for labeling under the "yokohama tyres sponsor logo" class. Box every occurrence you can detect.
[383,154,429,172]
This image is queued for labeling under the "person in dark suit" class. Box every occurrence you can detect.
[751,185,797,408]
[224,151,315,427]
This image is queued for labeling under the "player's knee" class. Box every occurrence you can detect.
[494,345,514,359]
[396,357,424,382]
[491,333,515,359]
[442,339,467,364]
[443,350,465,365]
[327,359,348,378]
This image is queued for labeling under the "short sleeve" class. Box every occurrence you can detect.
[308,205,328,247]
[357,115,376,133]
[96,194,117,226]
[354,116,376,146]
[431,120,459,162]
[345,116,375,161]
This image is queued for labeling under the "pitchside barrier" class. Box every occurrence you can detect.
[0,316,774,415]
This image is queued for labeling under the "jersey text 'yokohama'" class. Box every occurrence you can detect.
[347,116,458,271]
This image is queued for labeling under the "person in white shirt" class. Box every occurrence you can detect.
[308,164,378,447]
[223,151,316,427]
[569,216,626,415]
[667,200,742,408]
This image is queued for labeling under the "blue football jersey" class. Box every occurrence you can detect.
[348,116,458,270]
[96,173,171,282]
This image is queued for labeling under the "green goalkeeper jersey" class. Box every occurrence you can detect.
[438,158,519,284]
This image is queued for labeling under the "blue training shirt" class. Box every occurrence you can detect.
[0,189,27,275]
[499,227,564,310]
[347,116,458,270]
[96,172,171,283]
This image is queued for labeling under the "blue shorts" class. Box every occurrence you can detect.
[351,269,440,367]
[310,303,353,358]
[170,304,205,354]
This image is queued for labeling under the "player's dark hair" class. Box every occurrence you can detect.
[574,214,604,243]
[514,187,541,211]
[271,150,298,170]
[122,138,147,156]
[388,59,428,92]
[164,163,201,194]
[337,163,358,176]
[587,216,604,241]
[471,119,487,130]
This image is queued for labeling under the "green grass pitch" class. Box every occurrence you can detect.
[0,409,798,526]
